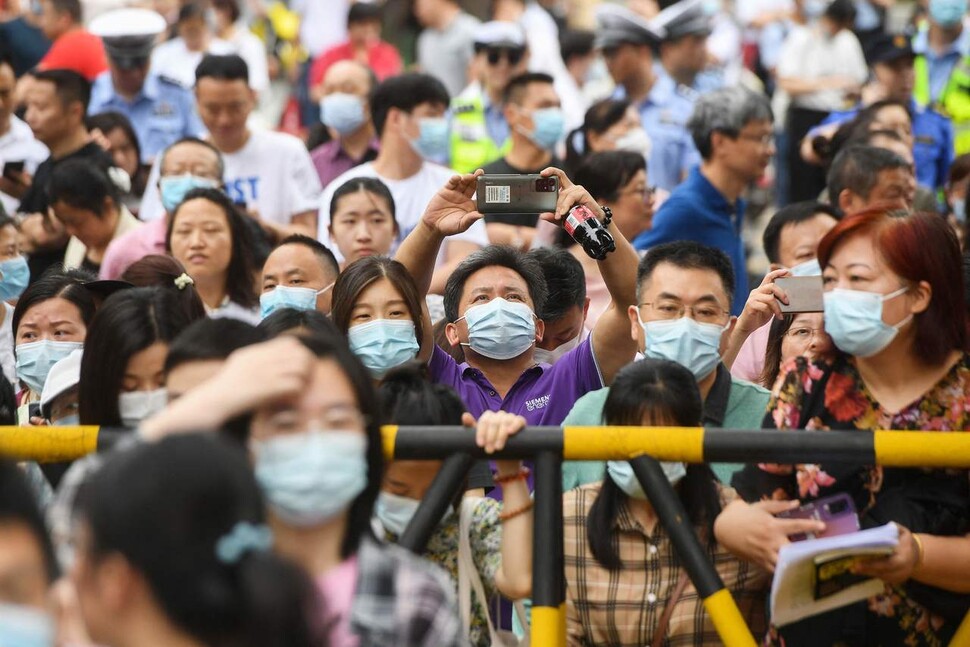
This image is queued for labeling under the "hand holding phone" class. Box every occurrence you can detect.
[776,493,859,541]
[476,174,559,215]
[775,276,824,314]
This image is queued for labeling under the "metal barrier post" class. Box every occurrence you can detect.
[629,456,758,647]
[952,610,970,647]
[397,453,474,552]
[531,450,565,645]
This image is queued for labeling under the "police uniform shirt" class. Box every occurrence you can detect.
[88,71,204,164]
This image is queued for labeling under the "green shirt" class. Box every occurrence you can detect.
[560,363,771,489]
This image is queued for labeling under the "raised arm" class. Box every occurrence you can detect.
[538,167,639,385]
[396,170,485,363]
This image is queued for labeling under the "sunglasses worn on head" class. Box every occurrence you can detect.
[486,48,525,66]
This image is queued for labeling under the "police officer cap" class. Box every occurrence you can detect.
[473,21,527,50]
[90,9,166,67]
[594,4,665,49]
[864,33,915,66]
[652,0,713,41]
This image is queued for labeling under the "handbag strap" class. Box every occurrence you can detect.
[458,497,503,644]
[651,571,691,647]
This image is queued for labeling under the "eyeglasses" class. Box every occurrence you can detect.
[620,185,657,203]
[639,301,730,325]
[485,48,525,66]
[736,132,775,147]
[786,326,825,341]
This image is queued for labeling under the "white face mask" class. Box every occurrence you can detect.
[533,331,583,365]
[118,388,168,428]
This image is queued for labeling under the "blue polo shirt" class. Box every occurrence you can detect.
[813,101,954,193]
[615,72,701,193]
[633,166,747,315]
[88,72,204,163]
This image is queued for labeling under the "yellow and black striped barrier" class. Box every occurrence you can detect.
[1,424,968,646]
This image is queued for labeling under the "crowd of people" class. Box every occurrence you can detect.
[0,0,969,644]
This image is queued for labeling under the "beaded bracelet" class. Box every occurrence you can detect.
[601,205,613,227]
[499,500,534,523]
[494,467,530,485]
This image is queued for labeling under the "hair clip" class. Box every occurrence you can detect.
[174,273,194,290]
[215,521,272,565]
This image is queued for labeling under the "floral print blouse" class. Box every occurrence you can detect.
[732,354,970,647]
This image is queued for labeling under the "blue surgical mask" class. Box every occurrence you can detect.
[930,0,968,26]
[0,255,30,302]
[375,491,421,536]
[53,413,80,427]
[521,107,565,152]
[252,430,368,527]
[822,287,911,358]
[607,460,686,499]
[159,174,219,213]
[789,258,822,277]
[458,297,536,361]
[347,319,420,378]
[320,92,366,136]
[16,341,84,394]
[640,316,726,380]
[118,388,168,428]
[259,285,327,319]
[953,198,966,224]
[408,117,450,161]
[0,603,54,647]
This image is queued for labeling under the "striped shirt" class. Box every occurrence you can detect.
[564,482,769,646]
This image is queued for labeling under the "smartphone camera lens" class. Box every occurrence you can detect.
[536,178,555,192]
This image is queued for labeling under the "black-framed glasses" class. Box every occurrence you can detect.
[485,48,525,66]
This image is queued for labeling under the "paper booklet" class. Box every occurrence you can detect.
[770,522,900,627]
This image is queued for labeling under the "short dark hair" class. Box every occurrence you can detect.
[348,1,381,24]
[560,29,595,63]
[369,73,450,137]
[13,268,98,344]
[258,308,341,339]
[636,241,735,304]
[275,234,341,280]
[47,0,82,23]
[165,318,267,373]
[826,145,910,208]
[77,434,323,647]
[167,188,258,308]
[48,158,120,217]
[444,245,548,323]
[573,150,646,203]
[331,256,426,352]
[0,460,58,582]
[86,111,141,165]
[177,1,206,23]
[195,53,249,84]
[330,177,397,220]
[761,201,840,264]
[588,358,720,570]
[79,287,199,426]
[824,0,857,27]
[211,0,240,22]
[565,98,631,171]
[121,254,208,322]
[527,247,586,322]
[503,71,555,105]
[0,47,14,75]
[31,68,91,112]
[159,136,225,180]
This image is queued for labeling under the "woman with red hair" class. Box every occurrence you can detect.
[716,208,970,646]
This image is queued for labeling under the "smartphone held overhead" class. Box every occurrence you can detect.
[476,174,559,215]
[776,276,824,313]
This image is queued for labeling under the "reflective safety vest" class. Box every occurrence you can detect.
[914,53,970,155]
[449,94,511,173]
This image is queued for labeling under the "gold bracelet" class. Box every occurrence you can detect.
[499,500,534,523]
[911,533,925,570]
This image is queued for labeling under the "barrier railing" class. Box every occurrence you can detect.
[2,424,968,645]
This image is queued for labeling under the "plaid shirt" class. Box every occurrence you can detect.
[351,535,467,647]
[564,483,769,647]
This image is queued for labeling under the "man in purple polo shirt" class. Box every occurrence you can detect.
[397,167,640,425]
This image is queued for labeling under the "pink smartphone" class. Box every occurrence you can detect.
[776,493,859,541]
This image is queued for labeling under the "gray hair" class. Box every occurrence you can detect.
[688,86,773,159]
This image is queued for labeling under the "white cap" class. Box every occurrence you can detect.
[474,21,527,49]
[40,349,82,419]
[89,8,166,38]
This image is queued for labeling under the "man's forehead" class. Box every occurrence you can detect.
[163,143,219,169]
[463,265,529,294]
[642,262,728,298]
[324,62,370,89]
